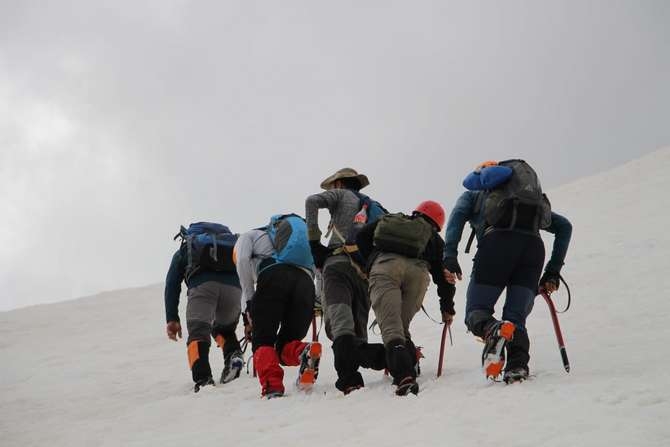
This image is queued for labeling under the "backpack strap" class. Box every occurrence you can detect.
[508,199,519,230]
[185,235,198,282]
[464,230,476,254]
[464,192,485,254]
[209,233,218,262]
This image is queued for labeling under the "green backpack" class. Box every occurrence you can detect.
[373,213,433,258]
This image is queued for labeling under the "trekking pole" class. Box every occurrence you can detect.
[311,314,318,342]
[540,289,570,373]
[436,323,449,378]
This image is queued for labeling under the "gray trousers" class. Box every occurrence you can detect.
[322,259,370,341]
[368,253,430,346]
[186,281,241,345]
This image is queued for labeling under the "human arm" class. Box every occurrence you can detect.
[443,191,478,259]
[234,231,258,305]
[541,212,573,292]
[426,233,456,320]
[164,249,185,340]
[306,190,341,240]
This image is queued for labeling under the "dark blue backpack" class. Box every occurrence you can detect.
[263,214,314,271]
[175,222,238,279]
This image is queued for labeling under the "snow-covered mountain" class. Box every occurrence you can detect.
[2,149,669,447]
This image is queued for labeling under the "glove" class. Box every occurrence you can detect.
[539,270,560,293]
[166,321,182,341]
[243,300,253,341]
[309,240,332,269]
[443,256,462,282]
[242,300,252,325]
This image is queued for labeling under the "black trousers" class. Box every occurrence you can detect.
[465,230,545,370]
[250,264,315,357]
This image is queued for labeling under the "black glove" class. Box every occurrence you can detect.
[242,300,252,325]
[443,256,462,276]
[539,270,560,291]
[438,284,456,315]
[309,240,332,269]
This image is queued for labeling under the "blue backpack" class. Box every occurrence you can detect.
[263,214,314,271]
[174,222,238,279]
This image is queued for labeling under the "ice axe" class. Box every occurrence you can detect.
[436,323,453,378]
[540,288,570,372]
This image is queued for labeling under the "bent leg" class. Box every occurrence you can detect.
[212,283,242,358]
[277,269,315,364]
[464,281,504,337]
[323,263,365,391]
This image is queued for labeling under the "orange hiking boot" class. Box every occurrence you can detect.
[481,321,516,380]
[297,342,322,390]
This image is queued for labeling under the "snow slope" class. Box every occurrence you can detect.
[2,149,669,447]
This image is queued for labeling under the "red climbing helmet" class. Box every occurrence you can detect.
[414,200,445,230]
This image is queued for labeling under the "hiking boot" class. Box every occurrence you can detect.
[482,321,516,379]
[297,342,322,390]
[264,390,285,399]
[221,350,244,384]
[194,376,215,393]
[503,366,529,384]
[395,376,419,396]
[343,384,363,395]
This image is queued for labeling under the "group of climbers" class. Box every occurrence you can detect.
[163,160,572,396]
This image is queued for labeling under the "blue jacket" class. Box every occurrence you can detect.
[164,246,241,323]
[444,191,572,274]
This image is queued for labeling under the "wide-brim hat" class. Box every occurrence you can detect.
[320,167,370,190]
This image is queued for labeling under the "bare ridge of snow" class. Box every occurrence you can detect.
[2,148,669,446]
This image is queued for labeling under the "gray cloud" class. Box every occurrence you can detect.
[1,1,669,309]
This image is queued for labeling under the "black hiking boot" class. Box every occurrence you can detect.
[395,376,419,396]
[194,376,215,393]
[503,367,529,384]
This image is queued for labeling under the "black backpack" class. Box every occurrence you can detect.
[481,159,552,232]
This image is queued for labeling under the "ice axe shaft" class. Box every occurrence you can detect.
[437,323,448,378]
[540,289,570,372]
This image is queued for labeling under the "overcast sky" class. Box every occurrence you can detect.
[1,1,669,311]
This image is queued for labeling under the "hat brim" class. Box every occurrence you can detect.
[320,173,369,190]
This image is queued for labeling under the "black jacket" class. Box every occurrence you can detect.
[356,217,455,314]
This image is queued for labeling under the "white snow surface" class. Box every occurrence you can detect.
[2,149,670,447]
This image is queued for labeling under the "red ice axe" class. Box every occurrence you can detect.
[436,324,452,378]
[540,289,570,373]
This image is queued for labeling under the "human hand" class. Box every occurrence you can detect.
[539,271,560,294]
[442,311,455,326]
[166,321,182,341]
[443,257,462,284]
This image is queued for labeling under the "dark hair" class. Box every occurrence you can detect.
[340,177,362,191]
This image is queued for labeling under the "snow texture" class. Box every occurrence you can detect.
[2,149,669,446]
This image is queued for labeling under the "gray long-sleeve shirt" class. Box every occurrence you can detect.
[234,229,274,305]
[305,188,362,246]
[306,188,365,268]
